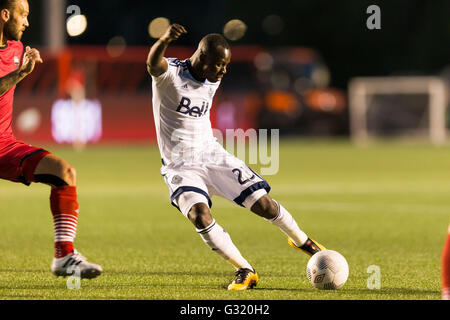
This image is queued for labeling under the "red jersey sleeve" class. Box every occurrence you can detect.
[0,40,25,139]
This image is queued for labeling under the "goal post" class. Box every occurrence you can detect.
[349,76,449,145]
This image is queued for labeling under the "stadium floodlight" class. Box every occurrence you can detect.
[349,76,449,146]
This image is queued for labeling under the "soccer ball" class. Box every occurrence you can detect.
[306,250,349,290]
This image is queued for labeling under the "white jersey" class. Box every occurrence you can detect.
[151,58,221,166]
[152,59,271,215]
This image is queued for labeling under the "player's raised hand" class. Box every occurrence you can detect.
[160,24,187,44]
[20,46,43,76]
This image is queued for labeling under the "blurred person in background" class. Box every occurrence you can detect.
[51,68,102,151]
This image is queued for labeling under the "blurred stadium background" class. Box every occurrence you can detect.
[14,0,450,147]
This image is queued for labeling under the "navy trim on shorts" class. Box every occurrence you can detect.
[233,181,271,207]
[19,149,48,168]
[170,186,213,212]
[18,149,48,186]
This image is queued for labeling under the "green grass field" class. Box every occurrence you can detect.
[0,139,448,300]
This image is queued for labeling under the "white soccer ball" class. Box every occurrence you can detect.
[306,250,349,290]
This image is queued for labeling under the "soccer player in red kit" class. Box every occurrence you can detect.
[0,0,102,278]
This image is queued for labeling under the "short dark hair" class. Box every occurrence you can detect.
[0,0,17,11]
[200,33,230,53]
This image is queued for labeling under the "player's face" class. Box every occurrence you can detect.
[4,0,29,41]
[203,47,231,83]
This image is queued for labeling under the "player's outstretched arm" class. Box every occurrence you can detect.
[0,46,43,95]
[147,24,187,77]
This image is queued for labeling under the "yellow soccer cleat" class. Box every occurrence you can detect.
[288,237,326,257]
[227,268,259,291]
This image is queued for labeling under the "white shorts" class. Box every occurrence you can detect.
[161,145,271,217]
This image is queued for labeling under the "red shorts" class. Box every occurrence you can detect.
[0,139,50,186]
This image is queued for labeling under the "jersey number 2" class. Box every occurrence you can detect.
[232,168,255,185]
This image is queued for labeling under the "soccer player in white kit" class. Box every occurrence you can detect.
[147,24,326,290]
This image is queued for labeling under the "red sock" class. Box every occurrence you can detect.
[442,227,450,300]
[50,186,79,258]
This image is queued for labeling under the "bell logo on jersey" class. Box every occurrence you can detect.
[176,97,209,118]
[14,56,20,66]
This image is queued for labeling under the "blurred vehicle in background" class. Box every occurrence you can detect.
[215,46,347,136]
[12,45,347,146]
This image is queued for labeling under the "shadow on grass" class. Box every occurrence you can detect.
[0,269,232,293]
[0,269,230,279]
[104,270,230,277]
[4,268,436,299]
[250,286,311,293]
[0,284,65,290]
[0,269,46,273]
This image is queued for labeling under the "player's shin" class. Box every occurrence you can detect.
[50,186,79,258]
[197,220,253,271]
[266,200,309,247]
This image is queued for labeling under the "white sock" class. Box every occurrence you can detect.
[267,201,309,247]
[197,220,253,271]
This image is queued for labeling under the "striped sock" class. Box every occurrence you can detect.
[50,186,79,258]
[197,220,253,271]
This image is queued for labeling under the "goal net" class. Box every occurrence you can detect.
[349,77,449,145]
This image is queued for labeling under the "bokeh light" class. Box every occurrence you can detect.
[262,14,284,36]
[106,36,127,58]
[270,70,291,89]
[66,14,88,37]
[254,52,274,71]
[148,17,170,39]
[16,108,41,134]
[223,19,247,41]
[311,67,331,88]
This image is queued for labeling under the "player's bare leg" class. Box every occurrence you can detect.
[34,153,77,187]
[187,203,213,230]
[187,203,258,290]
[32,154,102,279]
[250,194,326,256]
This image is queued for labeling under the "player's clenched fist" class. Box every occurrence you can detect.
[160,24,187,44]
[20,46,43,76]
